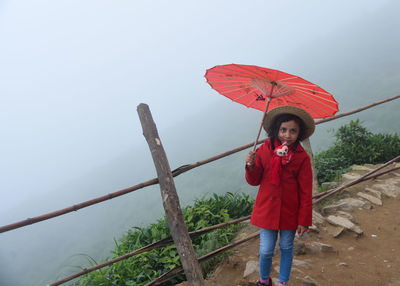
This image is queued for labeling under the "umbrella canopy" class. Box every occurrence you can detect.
[205,63,338,119]
[204,63,339,149]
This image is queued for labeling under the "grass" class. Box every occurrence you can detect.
[74,192,254,286]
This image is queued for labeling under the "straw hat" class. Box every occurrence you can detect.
[263,105,315,141]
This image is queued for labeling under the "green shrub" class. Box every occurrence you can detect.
[315,120,400,184]
[314,152,350,184]
[75,192,254,286]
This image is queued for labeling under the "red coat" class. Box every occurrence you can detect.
[245,139,313,230]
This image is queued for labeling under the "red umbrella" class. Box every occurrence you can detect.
[204,63,338,149]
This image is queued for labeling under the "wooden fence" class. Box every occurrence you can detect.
[0,94,399,286]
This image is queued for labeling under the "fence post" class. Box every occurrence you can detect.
[302,138,319,196]
[137,103,205,286]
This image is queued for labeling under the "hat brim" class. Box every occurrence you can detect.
[263,105,315,141]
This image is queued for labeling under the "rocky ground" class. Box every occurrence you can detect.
[179,163,400,286]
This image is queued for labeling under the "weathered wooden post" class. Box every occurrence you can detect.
[302,138,319,196]
[137,103,205,286]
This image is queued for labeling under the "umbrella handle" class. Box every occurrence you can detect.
[252,77,276,152]
[252,98,271,151]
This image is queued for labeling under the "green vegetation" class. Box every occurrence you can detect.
[315,120,400,184]
[75,192,254,286]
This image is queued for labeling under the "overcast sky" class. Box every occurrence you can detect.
[0,0,392,211]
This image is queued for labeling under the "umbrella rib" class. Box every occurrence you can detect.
[280,94,299,106]
[277,82,293,93]
[286,82,320,87]
[295,88,338,105]
[286,93,326,117]
[273,86,292,98]
[218,85,262,95]
[281,95,317,116]
[245,96,261,108]
[273,82,295,98]
[207,67,265,80]
[290,85,333,97]
[273,91,291,99]
[292,91,338,112]
[233,89,259,101]
[280,93,324,118]
[233,64,273,80]
[206,79,254,84]
[278,77,324,89]
[210,82,256,90]
[207,70,262,80]
[282,90,331,111]
[279,95,290,106]
[295,91,338,110]
[291,86,336,102]
[294,87,333,97]
[253,65,276,82]
[213,65,267,80]
[278,76,299,82]
[286,94,322,114]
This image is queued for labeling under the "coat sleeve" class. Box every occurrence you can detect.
[297,155,313,226]
[245,144,265,186]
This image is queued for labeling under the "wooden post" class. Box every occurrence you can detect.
[137,103,204,286]
[301,138,319,196]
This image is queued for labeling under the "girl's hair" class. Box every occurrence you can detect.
[268,113,305,150]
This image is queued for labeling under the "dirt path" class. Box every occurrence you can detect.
[201,167,400,286]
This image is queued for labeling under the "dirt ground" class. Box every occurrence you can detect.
[195,170,400,286]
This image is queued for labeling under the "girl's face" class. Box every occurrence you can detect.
[278,120,300,146]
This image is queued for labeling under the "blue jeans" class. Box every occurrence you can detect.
[259,228,296,283]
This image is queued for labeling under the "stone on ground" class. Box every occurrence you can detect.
[357,192,383,205]
[327,225,345,238]
[302,275,319,286]
[351,165,374,172]
[309,225,320,233]
[342,173,361,181]
[321,181,339,191]
[292,259,312,269]
[326,215,363,234]
[312,210,325,225]
[243,261,259,278]
[311,242,336,253]
[322,202,353,215]
[340,197,372,209]
[293,240,307,255]
[336,210,357,223]
[364,187,382,199]
[372,183,400,198]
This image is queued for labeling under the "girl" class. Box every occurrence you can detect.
[245,105,314,286]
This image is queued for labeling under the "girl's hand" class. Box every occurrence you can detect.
[245,151,257,169]
[297,225,308,237]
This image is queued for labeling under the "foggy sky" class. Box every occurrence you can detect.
[0,0,391,211]
[1,1,399,285]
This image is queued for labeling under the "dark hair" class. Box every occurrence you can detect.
[268,113,305,150]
